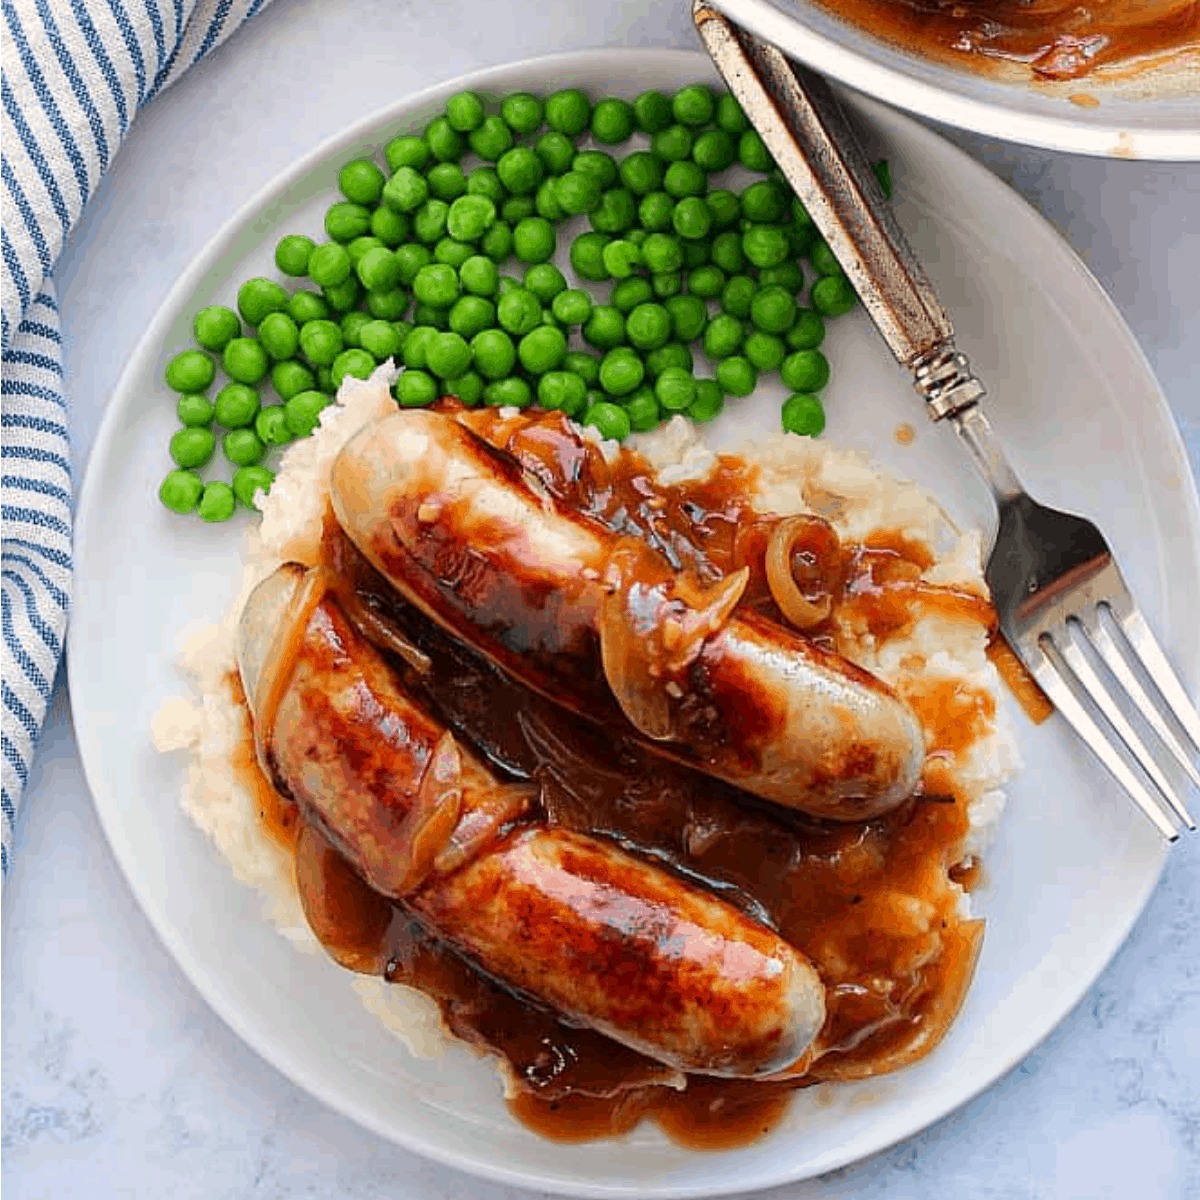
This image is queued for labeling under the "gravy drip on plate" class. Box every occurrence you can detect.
[234,409,996,1148]
[811,0,1200,80]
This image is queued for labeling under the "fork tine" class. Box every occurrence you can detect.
[1029,638,1181,840]
[1057,626,1196,830]
[1090,612,1200,793]
[1116,604,1200,751]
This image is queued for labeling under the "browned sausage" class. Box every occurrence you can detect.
[237,565,827,1078]
[330,408,925,821]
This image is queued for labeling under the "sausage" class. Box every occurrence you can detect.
[330,408,926,821]
[237,565,827,1078]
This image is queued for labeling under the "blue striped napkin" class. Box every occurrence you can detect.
[1,0,276,880]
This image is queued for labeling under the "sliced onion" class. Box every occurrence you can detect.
[336,588,432,676]
[391,731,466,894]
[765,515,841,631]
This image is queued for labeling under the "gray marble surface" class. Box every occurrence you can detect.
[3,0,1199,1196]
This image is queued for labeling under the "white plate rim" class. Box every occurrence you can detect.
[69,47,1200,1197]
[711,0,1200,162]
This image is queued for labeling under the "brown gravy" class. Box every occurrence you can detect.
[233,408,1001,1148]
[812,0,1200,81]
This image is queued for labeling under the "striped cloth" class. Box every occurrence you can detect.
[1,0,276,881]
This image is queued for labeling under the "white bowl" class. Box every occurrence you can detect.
[713,0,1200,160]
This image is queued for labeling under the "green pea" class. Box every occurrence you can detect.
[434,238,475,270]
[785,308,826,351]
[534,178,565,222]
[692,129,736,174]
[626,303,671,351]
[395,244,433,287]
[624,386,661,433]
[402,326,437,370]
[703,313,744,360]
[601,239,642,279]
[590,98,634,145]
[471,328,517,379]
[570,232,610,282]
[716,355,757,398]
[428,162,468,203]
[365,287,409,321]
[744,331,786,372]
[599,349,644,397]
[811,274,857,318]
[192,307,239,352]
[706,190,740,228]
[711,230,745,275]
[308,242,353,288]
[270,358,316,402]
[619,151,662,197]
[633,90,673,133]
[663,160,705,200]
[258,311,300,361]
[467,166,505,203]
[535,131,576,176]
[332,348,377,388]
[426,116,466,163]
[255,405,292,446]
[688,379,725,423]
[646,342,694,378]
[176,393,214,427]
[739,130,772,172]
[583,306,626,351]
[716,93,749,135]
[169,426,215,469]
[809,240,842,278]
[580,399,630,441]
[413,263,461,309]
[497,146,544,196]
[413,199,450,244]
[336,311,371,351]
[223,428,265,467]
[358,319,402,361]
[385,135,431,173]
[445,369,485,407]
[782,392,826,436]
[222,338,269,385]
[742,226,791,269]
[299,319,344,366]
[589,188,638,235]
[287,290,329,325]
[562,351,600,387]
[481,221,514,262]
[383,166,429,213]
[446,91,485,133]
[197,481,236,523]
[666,295,707,343]
[498,287,543,337]
[780,349,831,393]
[459,255,499,298]
[750,285,797,335]
[554,171,601,217]
[721,275,757,319]
[322,276,362,314]
[672,85,715,127]
[545,89,591,137]
[654,367,697,412]
[448,295,496,340]
[339,159,386,205]
[501,92,543,135]
[158,468,203,514]
[758,262,805,294]
[741,180,788,224]
[423,331,470,379]
[484,377,533,408]
[470,115,514,163]
[325,202,372,243]
[395,369,438,408]
[651,271,682,300]
[672,196,712,241]
[551,288,592,327]
[651,125,693,163]
[446,195,497,243]
[232,465,275,509]
[165,349,215,393]
[513,216,556,264]
[316,366,334,393]
[538,371,587,416]
[640,232,683,274]
[687,264,725,300]
[347,236,386,266]
[214,382,261,428]
[275,234,314,277]
[518,325,567,375]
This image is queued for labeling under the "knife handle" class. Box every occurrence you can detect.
[693,1,985,421]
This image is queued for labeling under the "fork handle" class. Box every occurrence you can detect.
[693,2,987,423]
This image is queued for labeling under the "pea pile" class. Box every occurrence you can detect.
[158,84,892,520]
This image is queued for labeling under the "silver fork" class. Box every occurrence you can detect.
[694,1,1200,840]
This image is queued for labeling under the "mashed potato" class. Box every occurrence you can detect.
[154,362,1020,1064]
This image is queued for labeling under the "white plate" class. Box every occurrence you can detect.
[70,49,1200,1198]
[712,0,1200,161]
